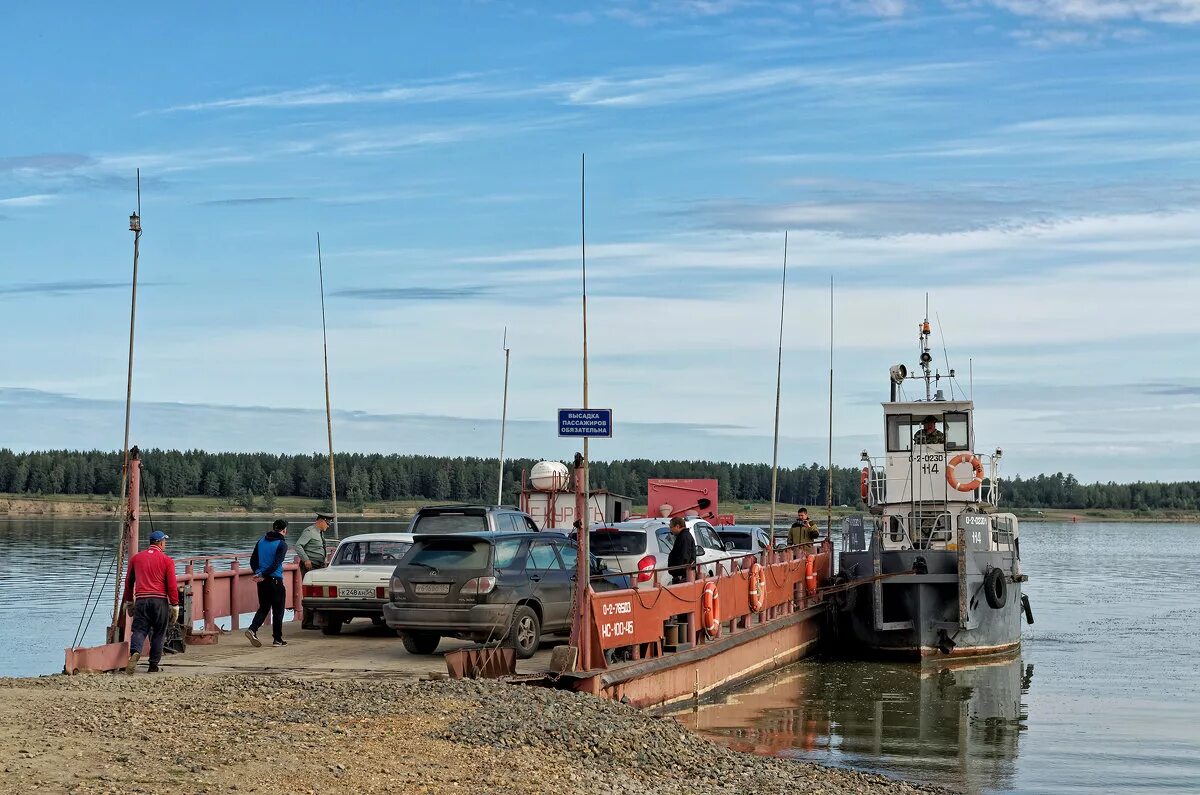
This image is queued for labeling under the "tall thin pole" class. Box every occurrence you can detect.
[573,153,592,671]
[826,275,835,537]
[768,232,788,555]
[317,233,339,539]
[110,169,142,634]
[497,328,511,505]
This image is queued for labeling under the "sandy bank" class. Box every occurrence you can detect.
[0,673,945,794]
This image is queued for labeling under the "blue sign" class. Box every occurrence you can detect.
[558,408,613,438]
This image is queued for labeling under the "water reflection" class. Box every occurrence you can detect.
[677,654,1030,793]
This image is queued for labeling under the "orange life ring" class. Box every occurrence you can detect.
[701,582,721,639]
[860,467,870,501]
[946,453,985,492]
[748,562,766,612]
[804,554,816,597]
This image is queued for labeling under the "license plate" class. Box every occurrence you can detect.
[339,587,375,599]
[413,583,451,595]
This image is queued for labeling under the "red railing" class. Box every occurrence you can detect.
[585,540,833,669]
[174,554,307,639]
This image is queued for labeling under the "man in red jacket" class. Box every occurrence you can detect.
[121,529,179,674]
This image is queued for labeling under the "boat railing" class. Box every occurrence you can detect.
[863,453,1001,507]
[172,553,308,637]
[582,540,833,672]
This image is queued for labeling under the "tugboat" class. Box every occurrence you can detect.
[837,318,1032,657]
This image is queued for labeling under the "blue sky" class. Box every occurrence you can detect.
[3,1,1199,483]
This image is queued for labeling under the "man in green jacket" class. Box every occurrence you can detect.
[787,507,820,548]
[296,513,333,631]
[295,513,333,572]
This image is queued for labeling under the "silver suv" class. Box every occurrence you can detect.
[588,518,739,587]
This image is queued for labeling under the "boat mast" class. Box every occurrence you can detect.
[826,275,834,536]
[920,293,933,401]
[767,232,789,557]
[496,328,510,505]
[317,233,339,539]
[109,169,142,640]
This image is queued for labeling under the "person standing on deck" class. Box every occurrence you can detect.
[667,517,696,584]
[121,529,179,674]
[295,513,332,630]
[246,520,289,648]
[788,507,820,548]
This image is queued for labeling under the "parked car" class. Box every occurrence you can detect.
[302,532,415,635]
[588,518,739,587]
[385,531,626,658]
[408,504,540,534]
[716,524,772,555]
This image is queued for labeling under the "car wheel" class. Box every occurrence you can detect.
[402,632,441,655]
[320,615,343,636]
[508,605,541,659]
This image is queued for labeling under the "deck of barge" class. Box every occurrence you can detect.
[151,619,557,678]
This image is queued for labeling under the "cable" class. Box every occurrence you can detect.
[70,550,109,649]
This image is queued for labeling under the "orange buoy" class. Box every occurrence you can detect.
[701,582,721,639]
[946,452,985,492]
[748,562,766,612]
[804,554,817,597]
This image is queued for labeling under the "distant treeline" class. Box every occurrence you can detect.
[0,449,1195,512]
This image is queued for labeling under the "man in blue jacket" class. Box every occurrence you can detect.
[246,519,290,647]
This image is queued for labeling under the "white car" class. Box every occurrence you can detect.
[588,518,740,588]
[301,532,414,635]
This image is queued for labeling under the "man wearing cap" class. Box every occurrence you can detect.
[295,514,332,630]
[121,529,179,674]
[913,415,946,445]
[246,519,290,647]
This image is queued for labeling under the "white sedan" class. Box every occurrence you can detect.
[301,532,414,635]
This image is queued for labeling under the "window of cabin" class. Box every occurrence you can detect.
[887,414,913,452]
[944,411,969,451]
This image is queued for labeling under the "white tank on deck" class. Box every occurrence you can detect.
[530,460,570,492]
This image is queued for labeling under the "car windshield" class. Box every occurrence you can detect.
[411,512,488,533]
[589,531,647,556]
[717,532,753,551]
[333,540,411,566]
[404,538,491,569]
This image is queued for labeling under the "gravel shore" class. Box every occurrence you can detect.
[0,673,947,794]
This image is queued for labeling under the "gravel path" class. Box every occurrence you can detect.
[0,674,948,794]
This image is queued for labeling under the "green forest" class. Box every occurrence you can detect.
[0,448,1196,512]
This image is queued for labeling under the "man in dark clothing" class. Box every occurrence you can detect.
[246,520,289,647]
[666,516,696,584]
[122,529,179,674]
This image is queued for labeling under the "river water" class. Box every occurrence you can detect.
[674,521,1200,793]
[2,518,1198,792]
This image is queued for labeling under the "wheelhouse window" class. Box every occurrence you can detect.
[944,411,970,451]
[887,414,913,452]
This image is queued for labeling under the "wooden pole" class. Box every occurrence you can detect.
[826,275,835,537]
[317,233,339,539]
[573,153,592,671]
[497,328,510,505]
[110,169,142,639]
[767,232,788,560]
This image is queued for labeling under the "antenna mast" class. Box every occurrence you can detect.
[109,169,142,638]
[919,294,933,401]
[317,233,339,539]
[767,232,789,558]
[497,328,511,505]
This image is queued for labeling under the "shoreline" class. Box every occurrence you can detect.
[2,493,1196,524]
[0,672,945,794]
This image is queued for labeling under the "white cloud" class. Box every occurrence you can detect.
[0,194,55,207]
[987,0,1200,23]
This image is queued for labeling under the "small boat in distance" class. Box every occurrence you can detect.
[837,317,1032,658]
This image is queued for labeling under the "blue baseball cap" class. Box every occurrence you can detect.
[148,530,169,542]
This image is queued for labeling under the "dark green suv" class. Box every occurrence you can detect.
[384,530,628,658]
